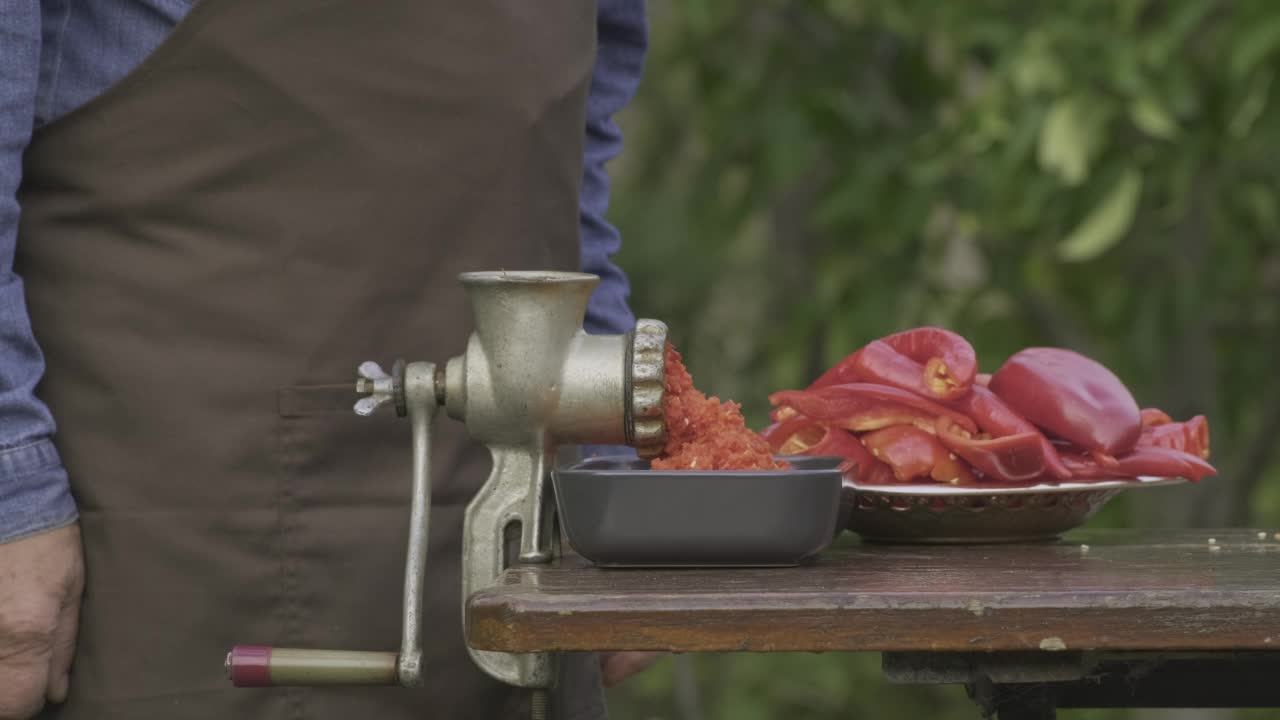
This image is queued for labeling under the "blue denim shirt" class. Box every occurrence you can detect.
[0,0,646,543]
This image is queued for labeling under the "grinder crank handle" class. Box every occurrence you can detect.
[227,360,438,688]
[226,647,398,687]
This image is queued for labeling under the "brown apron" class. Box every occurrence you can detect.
[16,0,606,718]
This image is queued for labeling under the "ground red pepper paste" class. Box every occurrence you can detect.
[650,344,785,471]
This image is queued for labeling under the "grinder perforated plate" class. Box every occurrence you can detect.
[552,455,846,567]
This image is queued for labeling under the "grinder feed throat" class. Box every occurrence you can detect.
[225,271,667,696]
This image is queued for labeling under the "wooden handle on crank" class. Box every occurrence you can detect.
[226,646,399,686]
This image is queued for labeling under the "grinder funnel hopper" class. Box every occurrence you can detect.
[447,271,608,443]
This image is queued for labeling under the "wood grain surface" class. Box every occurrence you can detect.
[467,529,1280,653]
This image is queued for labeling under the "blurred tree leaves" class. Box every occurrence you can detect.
[605,1,1280,718]
[1057,167,1143,262]
[1038,95,1109,186]
[613,0,1280,523]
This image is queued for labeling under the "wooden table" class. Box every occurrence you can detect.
[467,529,1280,717]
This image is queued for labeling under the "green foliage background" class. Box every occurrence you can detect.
[601,1,1280,718]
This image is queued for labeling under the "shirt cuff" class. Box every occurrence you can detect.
[0,438,78,543]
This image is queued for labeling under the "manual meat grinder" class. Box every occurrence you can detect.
[224,271,668,715]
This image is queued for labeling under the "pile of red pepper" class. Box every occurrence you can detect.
[760,328,1216,486]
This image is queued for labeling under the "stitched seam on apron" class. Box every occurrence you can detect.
[278,416,305,720]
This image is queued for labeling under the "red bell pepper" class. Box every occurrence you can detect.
[1090,450,1121,468]
[761,414,827,456]
[861,424,976,485]
[935,418,1056,483]
[813,327,977,401]
[1048,441,1122,468]
[1061,445,1217,482]
[810,426,896,485]
[1138,415,1210,459]
[760,414,895,484]
[1126,447,1216,480]
[807,355,861,389]
[770,383,979,435]
[989,347,1142,455]
[946,384,1035,436]
[945,385,1072,480]
[847,442,897,485]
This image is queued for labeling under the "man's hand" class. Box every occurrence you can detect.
[0,523,84,719]
[599,651,664,688]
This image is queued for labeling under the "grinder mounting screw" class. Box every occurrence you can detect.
[530,689,549,720]
[354,359,408,417]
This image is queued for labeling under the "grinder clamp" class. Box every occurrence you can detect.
[225,272,667,709]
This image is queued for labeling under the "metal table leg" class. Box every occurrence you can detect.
[884,651,1280,717]
[968,678,1056,720]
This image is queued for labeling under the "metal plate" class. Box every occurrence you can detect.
[552,455,844,567]
[846,476,1188,544]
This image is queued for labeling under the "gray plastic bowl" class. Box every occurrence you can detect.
[552,455,845,567]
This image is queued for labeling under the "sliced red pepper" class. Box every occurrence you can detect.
[989,347,1142,455]
[808,426,896,485]
[1138,415,1210,459]
[944,385,1072,479]
[1140,408,1174,427]
[934,417,1057,483]
[807,355,861,390]
[757,412,819,450]
[835,340,941,396]
[1118,447,1216,480]
[829,433,898,485]
[836,407,947,434]
[769,405,799,424]
[1058,453,1097,477]
[861,424,977,485]
[946,384,1035,436]
[760,414,895,484]
[879,327,978,396]
[1048,440,1120,470]
[1090,450,1121,468]
[1061,446,1217,482]
[770,383,979,435]
[815,328,977,401]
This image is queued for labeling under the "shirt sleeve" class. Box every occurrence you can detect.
[0,0,78,543]
[577,0,648,461]
[579,0,647,337]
